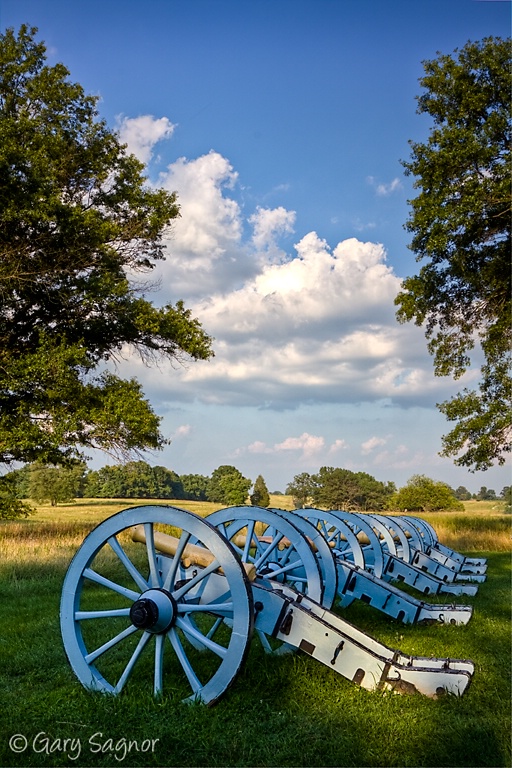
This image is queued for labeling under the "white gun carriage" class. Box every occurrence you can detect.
[60,504,485,705]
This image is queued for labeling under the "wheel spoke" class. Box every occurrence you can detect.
[206,616,224,640]
[253,533,285,569]
[83,567,140,601]
[277,542,294,566]
[108,536,149,592]
[144,523,160,587]
[161,530,191,592]
[177,601,234,616]
[256,628,273,653]
[241,521,256,562]
[175,616,227,658]
[113,630,152,693]
[154,634,164,695]
[172,559,220,600]
[85,624,139,664]
[264,557,304,580]
[75,608,132,620]
[167,628,202,694]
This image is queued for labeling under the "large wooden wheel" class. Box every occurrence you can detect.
[60,506,254,704]
[206,506,323,654]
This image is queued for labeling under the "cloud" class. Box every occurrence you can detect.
[247,440,273,454]
[361,436,387,454]
[241,432,330,459]
[171,424,192,439]
[329,439,349,453]
[104,131,463,413]
[249,206,296,254]
[274,432,325,456]
[156,151,255,297]
[367,175,403,197]
[372,445,424,470]
[117,115,176,164]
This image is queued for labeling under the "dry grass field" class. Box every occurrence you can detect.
[14,495,510,553]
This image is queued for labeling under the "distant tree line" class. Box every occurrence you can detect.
[2,459,509,518]
[4,461,256,509]
[286,468,510,513]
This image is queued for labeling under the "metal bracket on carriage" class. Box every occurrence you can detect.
[409,549,486,583]
[422,545,487,575]
[336,560,473,625]
[251,581,474,698]
[131,525,258,581]
[381,553,480,597]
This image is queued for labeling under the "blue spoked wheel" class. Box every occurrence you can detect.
[207,506,324,654]
[60,505,254,704]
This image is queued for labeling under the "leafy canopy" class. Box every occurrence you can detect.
[390,475,464,513]
[0,26,213,472]
[286,468,395,511]
[208,465,252,506]
[250,474,270,508]
[395,37,511,471]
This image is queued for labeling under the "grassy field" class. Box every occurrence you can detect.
[0,498,510,767]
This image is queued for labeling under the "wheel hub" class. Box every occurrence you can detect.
[130,588,177,633]
[259,562,286,583]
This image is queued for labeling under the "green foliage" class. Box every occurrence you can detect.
[180,474,210,501]
[250,474,270,507]
[390,474,464,512]
[454,485,472,501]
[0,474,34,519]
[501,486,512,512]
[287,468,394,511]
[84,462,183,499]
[395,37,512,470]
[29,462,86,506]
[501,486,511,502]
[285,472,315,508]
[208,465,252,506]
[475,486,497,501]
[0,26,213,471]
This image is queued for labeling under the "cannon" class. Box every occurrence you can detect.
[287,508,483,624]
[60,505,477,705]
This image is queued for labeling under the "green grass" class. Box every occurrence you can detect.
[0,503,510,767]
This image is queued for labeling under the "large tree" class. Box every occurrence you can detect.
[0,26,212,478]
[389,475,464,513]
[395,37,511,471]
[286,468,394,511]
[208,465,252,506]
[250,474,270,508]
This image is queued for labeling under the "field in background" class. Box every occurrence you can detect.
[9,495,511,554]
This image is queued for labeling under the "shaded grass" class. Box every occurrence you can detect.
[0,510,510,767]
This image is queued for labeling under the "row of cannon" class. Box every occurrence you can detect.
[60,504,485,704]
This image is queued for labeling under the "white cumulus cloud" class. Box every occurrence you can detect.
[249,206,296,255]
[107,140,465,412]
[275,432,325,456]
[361,436,387,454]
[117,115,176,164]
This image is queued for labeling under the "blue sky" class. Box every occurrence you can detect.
[2,0,510,493]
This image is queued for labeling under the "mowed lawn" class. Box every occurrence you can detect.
[0,498,510,767]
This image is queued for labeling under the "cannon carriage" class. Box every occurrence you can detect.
[60,504,483,705]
